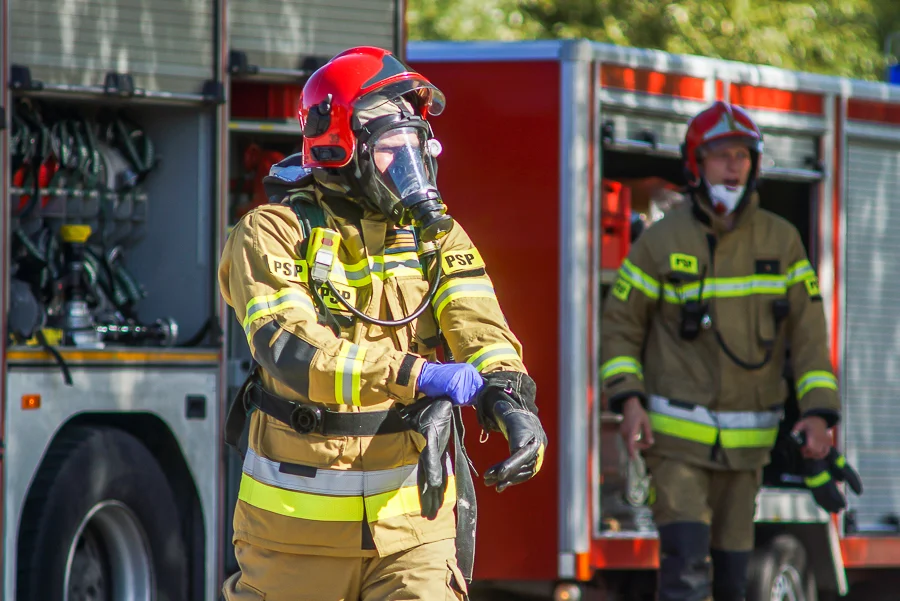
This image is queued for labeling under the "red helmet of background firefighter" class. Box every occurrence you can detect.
[682,100,764,217]
[297,46,452,242]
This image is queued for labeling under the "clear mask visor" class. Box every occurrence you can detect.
[372,126,438,202]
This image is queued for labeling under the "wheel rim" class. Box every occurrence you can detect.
[770,565,804,601]
[64,500,154,601]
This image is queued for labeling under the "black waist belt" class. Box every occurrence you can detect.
[245,382,411,437]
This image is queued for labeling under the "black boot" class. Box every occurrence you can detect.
[657,522,712,601]
[711,549,750,601]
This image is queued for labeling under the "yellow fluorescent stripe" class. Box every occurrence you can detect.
[796,370,838,399]
[649,413,718,445]
[805,471,831,488]
[365,477,456,521]
[329,254,423,287]
[466,343,521,371]
[720,428,778,448]
[243,288,297,324]
[435,290,496,321]
[351,345,368,406]
[238,474,364,522]
[600,357,642,380]
[335,343,352,404]
[244,300,316,332]
[618,261,660,300]
[473,350,521,372]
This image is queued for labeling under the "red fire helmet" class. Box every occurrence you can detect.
[298,46,446,169]
[683,101,763,187]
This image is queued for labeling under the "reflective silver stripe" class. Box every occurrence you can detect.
[649,395,783,429]
[384,258,422,271]
[649,395,716,426]
[243,448,419,496]
[787,260,815,285]
[242,289,317,339]
[467,342,520,372]
[432,281,495,310]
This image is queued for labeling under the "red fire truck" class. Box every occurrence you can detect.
[409,40,900,600]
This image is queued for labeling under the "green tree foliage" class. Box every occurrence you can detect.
[407,0,900,81]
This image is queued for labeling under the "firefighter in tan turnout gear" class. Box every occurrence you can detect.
[218,46,547,600]
[601,101,843,601]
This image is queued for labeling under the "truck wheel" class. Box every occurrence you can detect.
[747,534,815,601]
[17,426,188,601]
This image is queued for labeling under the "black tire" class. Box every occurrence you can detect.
[17,426,189,601]
[747,535,815,601]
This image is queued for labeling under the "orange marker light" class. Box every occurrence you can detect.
[22,394,41,410]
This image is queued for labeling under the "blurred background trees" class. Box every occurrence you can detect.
[407,0,900,80]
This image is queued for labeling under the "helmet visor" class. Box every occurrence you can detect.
[354,79,446,116]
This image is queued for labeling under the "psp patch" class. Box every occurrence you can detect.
[441,248,486,276]
[804,276,821,298]
[319,282,357,314]
[669,253,699,275]
[612,278,632,302]
[265,255,309,283]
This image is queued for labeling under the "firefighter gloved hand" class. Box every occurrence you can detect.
[416,362,484,406]
[477,371,547,493]
[803,456,847,513]
[400,397,453,520]
[825,447,863,496]
[794,432,863,513]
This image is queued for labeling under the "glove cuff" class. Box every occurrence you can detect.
[476,371,537,432]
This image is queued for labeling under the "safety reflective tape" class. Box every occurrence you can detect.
[335,343,368,405]
[466,342,521,372]
[836,454,846,468]
[243,448,419,496]
[619,259,660,300]
[719,428,779,448]
[796,370,838,400]
[648,395,782,448]
[383,253,424,278]
[238,474,364,521]
[649,413,718,445]
[805,471,831,489]
[367,477,457,521]
[787,260,816,286]
[432,278,496,321]
[238,473,456,522]
[327,253,424,288]
[662,275,787,303]
[600,356,643,381]
[243,289,317,340]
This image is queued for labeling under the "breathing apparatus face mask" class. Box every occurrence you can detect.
[354,101,453,242]
[705,183,745,216]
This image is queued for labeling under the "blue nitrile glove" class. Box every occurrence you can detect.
[416,362,484,406]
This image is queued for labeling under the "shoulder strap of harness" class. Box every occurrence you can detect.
[284,192,343,335]
[286,191,327,238]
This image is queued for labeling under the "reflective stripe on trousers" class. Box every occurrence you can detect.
[238,448,455,522]
[648,395,783,448]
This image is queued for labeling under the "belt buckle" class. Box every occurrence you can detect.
[290,404,323,435]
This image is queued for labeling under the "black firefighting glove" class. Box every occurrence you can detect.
[476,371,547,492]
[400,397,453,520]
[793,431,863,514]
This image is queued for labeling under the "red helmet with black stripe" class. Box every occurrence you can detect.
[298,46,446,169]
